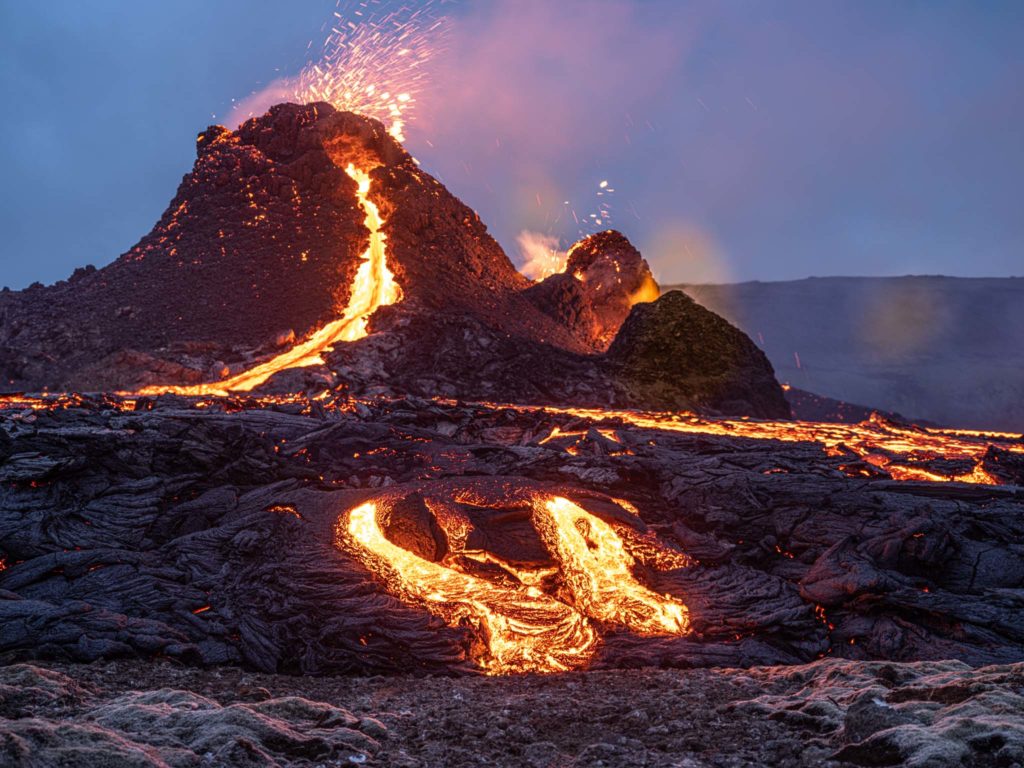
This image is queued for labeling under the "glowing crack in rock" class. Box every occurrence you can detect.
[342,495,692,674]
[140,164,401,397]
[487,402,1023,487]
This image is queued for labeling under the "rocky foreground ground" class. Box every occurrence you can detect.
[2,658,1023,767]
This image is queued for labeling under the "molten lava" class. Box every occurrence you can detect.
[342,494,693,674]
[536,497,689,635]
[498,403,1023,487]
[140,164,400,397]
[345,500,598,674]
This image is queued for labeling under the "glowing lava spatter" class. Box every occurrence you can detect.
[343,494,693,674]
[293,0,445,142]
[140,164,400,397]
[141,1,433,397]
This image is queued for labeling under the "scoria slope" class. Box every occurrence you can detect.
[0,104,583,392]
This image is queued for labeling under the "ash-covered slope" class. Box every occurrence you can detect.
[0,103,787,417]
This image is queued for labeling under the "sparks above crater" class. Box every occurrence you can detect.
[292,0,446,142]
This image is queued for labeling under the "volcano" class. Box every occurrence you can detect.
[0,103,788,418]
[2,102,1024,768]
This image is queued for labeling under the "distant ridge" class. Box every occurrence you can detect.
[670,276,1024,431]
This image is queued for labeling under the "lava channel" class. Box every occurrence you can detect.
[491,402,1022,487]
[139,163,401,397]
[341,493,691,674]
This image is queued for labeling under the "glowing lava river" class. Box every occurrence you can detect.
[341,491,691,674]
[138,163,401,397]
[1,388,1021,675]
[493,403,1024,486]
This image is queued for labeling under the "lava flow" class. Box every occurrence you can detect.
[536,497,689,635]
[345,501,598,674]
[341,494,692,674]
[140,164,401,397]
[496,402,1023,486]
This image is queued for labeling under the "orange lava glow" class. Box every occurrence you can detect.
[628,275,661,306]
[0,393,136,413]
[138,164,401,397]
[537,497,689,635]
[493,403,1023,487]
[341,494,691,674]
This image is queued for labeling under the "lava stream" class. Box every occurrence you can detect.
[489,402,1022,486]
[342,495,691,674]
[139,164,401,397]
[344,501,598,674]
[536,497,689,635]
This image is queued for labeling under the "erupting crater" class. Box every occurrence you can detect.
[0,103,792,420]
[339,484,692,673]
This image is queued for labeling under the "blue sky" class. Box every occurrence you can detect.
[1,1,1021,289]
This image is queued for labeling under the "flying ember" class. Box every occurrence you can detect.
[292,0,446,141]
[137,0,439,398]
[496,402,1023,487]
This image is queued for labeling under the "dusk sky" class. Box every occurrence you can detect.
[1,0,1021,291]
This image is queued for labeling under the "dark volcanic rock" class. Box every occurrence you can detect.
[563,230,660,349]
[3,104,366,390]
[784,386,928,425]
[0,395,1020,674]
[0,103,583,392]
[982,445,1024,486]
[380,492,447,562]
[522,273,600,349]
[326,296,791,418]
[607,291,791,418]
[326,304,611,404]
